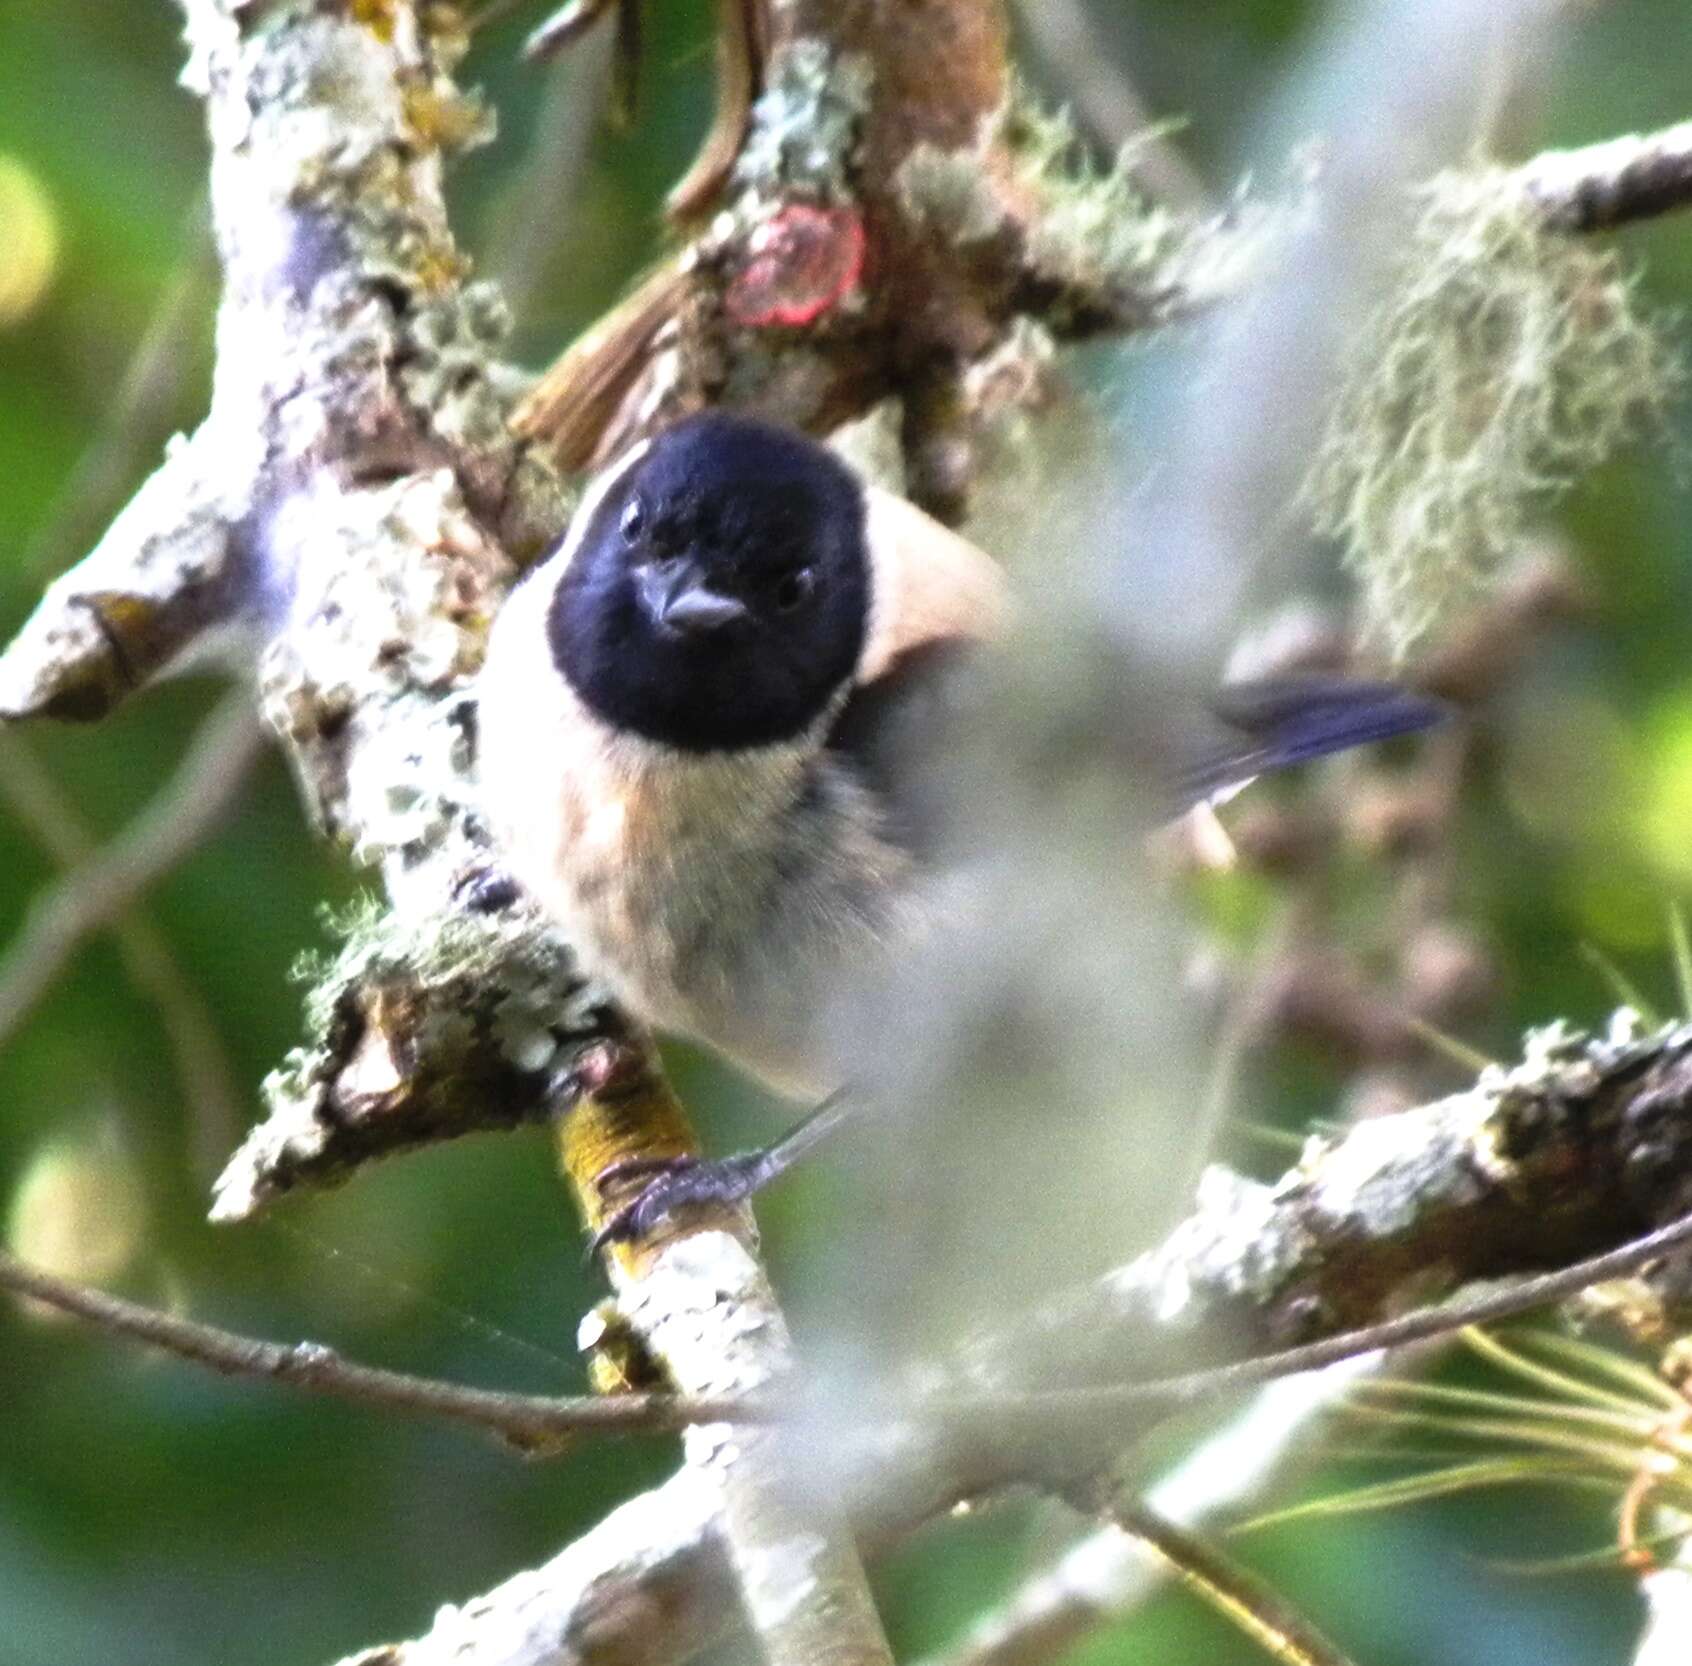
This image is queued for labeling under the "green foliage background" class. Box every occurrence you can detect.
[1,3,1691,1662]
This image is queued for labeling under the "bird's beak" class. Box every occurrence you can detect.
[641,563,748,634]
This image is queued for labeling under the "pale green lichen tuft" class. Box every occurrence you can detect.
[897,83,1184,326]
[1305,168,1680,658]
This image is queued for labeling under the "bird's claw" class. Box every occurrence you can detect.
[589,1150,770,1256]
[454,865,522,915]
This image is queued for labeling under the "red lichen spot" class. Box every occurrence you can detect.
[724,204,867,330]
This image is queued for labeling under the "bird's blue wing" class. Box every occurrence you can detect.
[1181,675,1448,809]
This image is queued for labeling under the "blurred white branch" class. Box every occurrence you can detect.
[1523,118,1692,231]
[1637,1541,1692,1666]
[1112,0,1564,671]
[923,1360,1380,1666]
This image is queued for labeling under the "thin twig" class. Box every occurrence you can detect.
[924,1359,1385,1666]
[666,0,765,221]
[1035,1209,1692,1421]
[1013,0,1211,209]
[1099,1492,1360,1666]
[523,0,620,64]
[484,45,615,331]
[20,201,216,584]
[0,1248,753,1449]
[12,1182,1692,1458]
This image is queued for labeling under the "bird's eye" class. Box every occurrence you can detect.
[773,567,815,612]
[620,499,645,542]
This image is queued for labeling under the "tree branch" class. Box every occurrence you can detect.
[0,694,256,1170]
[0,0,617,1220]
[1089,1491,1360,1666]
[333,1014,1692,1666]
[921,1361,1383,1666]
[1521,119,1692,232]
[557,1042,897,1666]
[0,688,263,1051]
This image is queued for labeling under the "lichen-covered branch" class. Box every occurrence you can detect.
[0,432,244,721]
[510,4,1692,529]
[558,1043,896,1666]
[0,0,611,1216]
[512,0,1055,515]
[337,1015,1692,1666]
[969,1016,1692,1396]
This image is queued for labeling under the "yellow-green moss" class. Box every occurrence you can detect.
[1306,168,1679,658]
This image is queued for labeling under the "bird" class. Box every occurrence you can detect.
[476,411,1445,1243]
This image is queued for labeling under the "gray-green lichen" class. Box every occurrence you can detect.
[734,40,874,201]
[897,85,1185,327]
[216,897,605,1220]
[401,282,520,463]
[1305,167,1680,658]
[1049,1013,1692,1374]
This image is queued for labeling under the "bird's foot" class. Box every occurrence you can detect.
[589,1149,776,1255]
[454,864,522,915]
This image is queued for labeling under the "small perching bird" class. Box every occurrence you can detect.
[477,412,1444,1239]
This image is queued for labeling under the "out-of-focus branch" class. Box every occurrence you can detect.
[0,694,256,1168]
[484,43,616,329]
[1089,1491,1359,1666]
[0,688,263,1049]
[922,1361,1381,1666]
[1522,119,1692,232]
[1013,0,1211,208]
[20,203,215,586]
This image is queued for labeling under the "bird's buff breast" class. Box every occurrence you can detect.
[477,571,907,1095]
[479,664,836,1092]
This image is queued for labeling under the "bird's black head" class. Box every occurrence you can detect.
[547,413,871,753]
